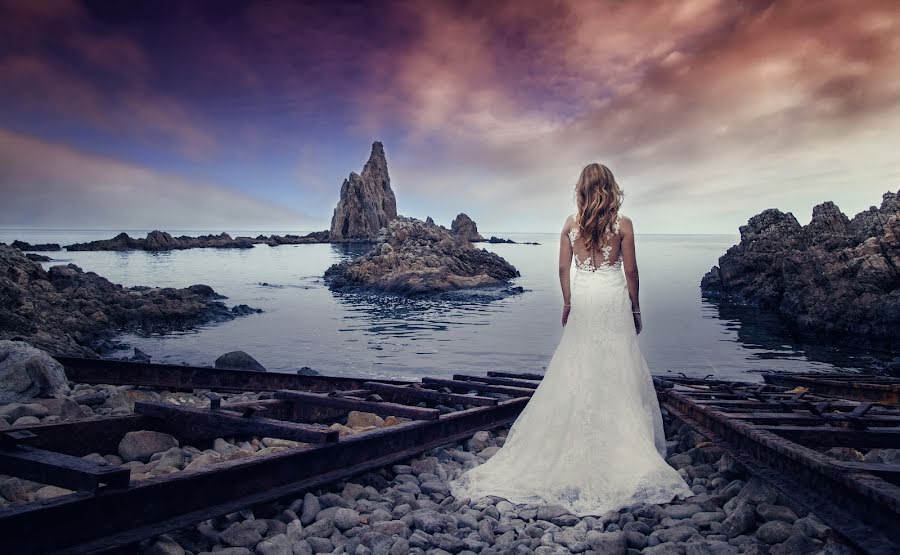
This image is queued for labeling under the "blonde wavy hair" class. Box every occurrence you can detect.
[575,163,623,252]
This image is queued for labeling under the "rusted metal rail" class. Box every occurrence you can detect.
[0,366,532,554]
[761,372,900,406]
[656,376,900,555]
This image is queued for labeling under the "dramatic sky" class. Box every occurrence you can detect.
[1,0,898,233]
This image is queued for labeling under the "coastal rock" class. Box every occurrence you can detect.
[0,341,70,403]
[701,190,900,350]
[25,253,52,262]
[450,213,485,242]
[330,142,398,241]
[214,351,267,372]
[118,430,179,463]
[66,231,255,252]
[0,245,259,356]
[324,217,519,296]
[11,240,60,251]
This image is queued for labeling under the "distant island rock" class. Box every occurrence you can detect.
[0,244,261,357]
[330,141,398,241]
[11,240,61,251]
[701,189,900,350]
[451,213,485,242]
[62,230,330,252]
[324,217,520,295]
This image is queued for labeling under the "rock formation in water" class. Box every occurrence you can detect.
[324,217,520,295]
[329,142,398,241]
[64,231,330,252]
[450,213,485,242]
[11,240,61,252]
[0,244,261,357]
[701,190,900,350]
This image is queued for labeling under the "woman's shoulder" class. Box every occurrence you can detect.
[617,213,633,233]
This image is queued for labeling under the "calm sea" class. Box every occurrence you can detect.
[2,229,891,382]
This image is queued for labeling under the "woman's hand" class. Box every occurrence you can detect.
[633,312,643,334]
[562,305,571,326]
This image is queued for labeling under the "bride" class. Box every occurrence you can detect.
[449,163,693,516]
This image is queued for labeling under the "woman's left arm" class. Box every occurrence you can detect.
[559,216,574,326]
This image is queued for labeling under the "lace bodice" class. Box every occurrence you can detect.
[568,213,622,272]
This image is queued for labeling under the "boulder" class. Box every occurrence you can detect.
[701,189,900,350]
[330,141,398,241]
[0,341,70,403]
[324,217,519,296]
[118,431,179,463]
[214,351,267,372]
[450,213,485,242]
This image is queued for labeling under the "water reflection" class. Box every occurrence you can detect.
[703,300,896,373]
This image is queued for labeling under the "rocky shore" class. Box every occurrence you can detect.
[0,245,260,357]
[702,190,900,351]
[62,230,331,252]
[324,218,520,296]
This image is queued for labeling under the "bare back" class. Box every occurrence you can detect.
[566,212,623,271]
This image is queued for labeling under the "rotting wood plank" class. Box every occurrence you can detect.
[453,373,541,389]
[274,389,440,420]
[421,377,534,397]
[487,371,544,380]
[362,382,497,407]
[134,402,338,444]
[0,397,529,554]
[57,356,413,393]
[833,460,900,479]
[760,425,900,448]
[723,411,900,426]
[694,398,863,411]
[761,373,900,406]
[0,445,130,492]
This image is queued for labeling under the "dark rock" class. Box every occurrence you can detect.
[0,340,70,403]
[11,240,61,251]
[701,190,900,350]
[487,236,515,244]
[25,253,52,262]
[0,245,258,356]
[324,217,519,296]
[65,231,255,252]
[450,213,485,242]
[118,430,179,463]
[130,348,151,363]
[214,351,267,372]
[330,141,398,241]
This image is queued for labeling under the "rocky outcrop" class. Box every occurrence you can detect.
[0,340,70,403]
[701,190,900,350]
[214,351,267,372]
[324,217,519,295]
[0,244,260,356]
[66,231,256,251]
[450,213,484,242]
[11,240,61,251]
[329,142,398,241]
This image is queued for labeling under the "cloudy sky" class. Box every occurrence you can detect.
[1,0,898,233]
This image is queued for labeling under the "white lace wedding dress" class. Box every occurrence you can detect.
[449,213,693,516]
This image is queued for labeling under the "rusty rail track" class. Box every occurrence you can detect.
[0,362,532,554]
[655,376,900,555]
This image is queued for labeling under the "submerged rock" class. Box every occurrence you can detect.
[701,190,900,350]
[324,217,519,295]
[66,231,255,252]
[0,340,70,404]
[450,213,485,242]
[11,240,61,252]
[330,141,398,241]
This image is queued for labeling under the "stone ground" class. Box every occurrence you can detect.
[0,386,869,554]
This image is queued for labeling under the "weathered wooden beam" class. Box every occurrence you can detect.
[452,374,541,389]
[0,445,130,492]
[760,425,900,448]
[724,411,900,426]
[57,356,413,393]
[274,390,440,420]
[761,373,900,406]
[833,460,900,479]
[694,398,862,411]
[487,371,544,381]
[421,377,534,397]
[362,382,497,407]
[134,401,337,444]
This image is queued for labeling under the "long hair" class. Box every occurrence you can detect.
[575,163,623,252]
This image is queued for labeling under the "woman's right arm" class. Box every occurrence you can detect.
[619,216,642,334]
[559,216,574,326]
